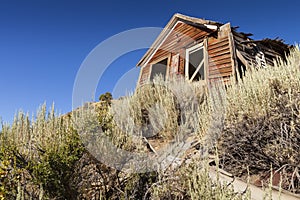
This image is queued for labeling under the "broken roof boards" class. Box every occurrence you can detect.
[137,13,290,86]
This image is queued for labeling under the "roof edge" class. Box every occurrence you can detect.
[136,13,219,67]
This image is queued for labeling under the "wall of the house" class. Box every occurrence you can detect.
[207,23,235,84]
[138,22,209,85]
[138,22,236,86]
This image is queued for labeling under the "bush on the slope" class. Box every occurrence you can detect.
[0,104,84,199]
[218,47,300,193]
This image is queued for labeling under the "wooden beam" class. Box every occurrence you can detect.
[204,38,209,84]
[236,50,250,70]
[190,60,204,81]
[228,32,238,83]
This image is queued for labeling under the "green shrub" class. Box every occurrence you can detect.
[0,104,84,199]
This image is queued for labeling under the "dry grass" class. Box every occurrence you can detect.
[110,76,207,141]
[1,47,300,199]
[218,47,300,193]
[148,158,247,200]
[50,76,243,199]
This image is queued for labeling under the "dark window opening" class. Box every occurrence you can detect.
[237,58,246,80]
[188,48,204,81]
[150,58,168,81]
[186,45,205,81]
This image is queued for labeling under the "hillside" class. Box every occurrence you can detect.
[1,47,300,199]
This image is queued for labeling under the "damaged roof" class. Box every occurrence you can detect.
[137,13,291,67]
[136,13,222,67]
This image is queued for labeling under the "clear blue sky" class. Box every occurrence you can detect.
[0,0,299,123]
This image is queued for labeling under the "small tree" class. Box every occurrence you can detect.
[99,92,113,105]
[97,92,113,133]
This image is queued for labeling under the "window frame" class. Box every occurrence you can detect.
[149,55,170,82]
[185,43,206,82]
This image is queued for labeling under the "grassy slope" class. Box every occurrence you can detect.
[0,47,299,199]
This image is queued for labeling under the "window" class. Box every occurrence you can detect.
[185,43,205,81]
[150,58,168,81]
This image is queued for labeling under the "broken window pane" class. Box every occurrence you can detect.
[150,58,168,81]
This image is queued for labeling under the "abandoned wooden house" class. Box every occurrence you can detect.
[136,13,290,86]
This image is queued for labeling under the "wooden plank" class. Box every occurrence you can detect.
[139,65,151,85]
[169,53,180,78]
[209,54,230,64]
[179,48,185,75]
[236,50,250,70]
[209,76,231,83]
[150,49,169,62]
[208,42,230,52]
[165,54,172,80]
[173,30,207,47]
[208,40,229,50]
[143,22,209,66]
[160,24,208,51]
[209,63,232,71]
[209,51,230,61]
[137,67,145,86]
[208,167,300,200]
[228,32,237,82]
[208,36,229,46]
[208,45,230,54]
[209,65,232,73]
[209,77,231,85]
[209,59,232,66]
[209,71,232,78]
[150,30,208,63]
[173,24,201,37]
[162,26,195,45]
[209,50,231,59]
[160,31,205,53]
[218,23,231,38]
[204,38,209,84]
[209,67,232,76]
[174,36,206,51]
[209,60,232,67]
[162,23,186,44]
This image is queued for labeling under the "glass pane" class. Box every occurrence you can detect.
[188,48,204,81]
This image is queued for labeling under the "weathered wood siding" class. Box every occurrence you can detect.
[139,64,151,85]
[148,22,209,64]
[138,22,236,86]
[138,22,210,84]
[207,35,233,83]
